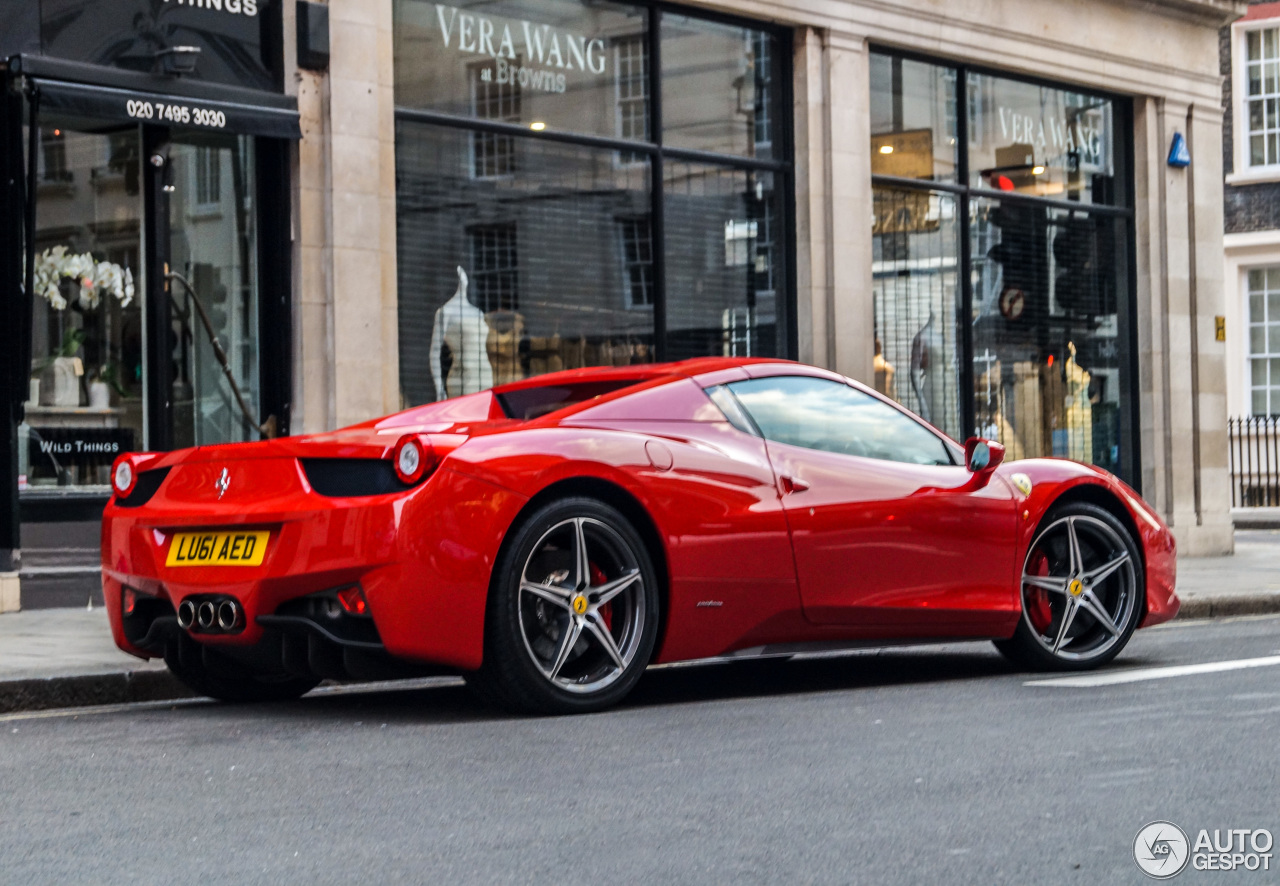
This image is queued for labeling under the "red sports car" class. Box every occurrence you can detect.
[102,358,1178,713]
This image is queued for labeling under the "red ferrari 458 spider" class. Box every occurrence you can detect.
[102,358,1178,713]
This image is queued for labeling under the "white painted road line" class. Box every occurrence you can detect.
[1026,654,1280,687]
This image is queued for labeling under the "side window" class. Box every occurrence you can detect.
[727,376,954,466]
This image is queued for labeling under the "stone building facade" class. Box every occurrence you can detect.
[289,0,1241,555]
[1221,1,1280,512]
[0,0,1245,608]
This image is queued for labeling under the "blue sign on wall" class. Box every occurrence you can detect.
[1168,132,1191,168]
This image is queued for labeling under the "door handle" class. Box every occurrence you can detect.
[779,475,810,495]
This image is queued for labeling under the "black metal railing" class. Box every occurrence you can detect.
[1229,416,1280,508]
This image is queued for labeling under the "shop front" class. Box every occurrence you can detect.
[867,50,1138,485]
[1,0,297,604]
[391,0,795,400]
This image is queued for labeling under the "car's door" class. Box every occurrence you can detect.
[720,374,1020,634]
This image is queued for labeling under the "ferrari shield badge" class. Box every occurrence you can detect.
[1011,473,1033,496]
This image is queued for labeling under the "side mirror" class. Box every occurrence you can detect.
[964,437,1005,474]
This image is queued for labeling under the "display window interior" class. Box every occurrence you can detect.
[393,0,790,406]
[23,121,143,493]
[21,118,264,494]
[869,50,1135,484]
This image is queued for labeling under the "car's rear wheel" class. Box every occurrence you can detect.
[994,501,1144,671]
[467,497,660,714]
[163,637,320,703]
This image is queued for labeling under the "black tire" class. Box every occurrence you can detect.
[994,501,1144,671]
[164,638,320,703]
[466,497,661,715]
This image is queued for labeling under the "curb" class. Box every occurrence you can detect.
[1175,594,1280,621]
[2,598,1279,716]
[0,669,193,715]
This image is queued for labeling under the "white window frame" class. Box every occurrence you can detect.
[191,145,223,216]
[616,216,654,309]
[1229,15,1280,185]
[613,36,648,167]
[1224,232,1280,417]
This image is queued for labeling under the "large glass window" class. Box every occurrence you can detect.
[167,135,261,450]
[394,0,792,404]
[968,74,1117,207]
[396,122,655,401]
[971,200,1128,473]
[660,14,781,160]
[871,49,1135,484]
[394,0,648,139]
[664,162,784,361]
[24,123,142,494]
[869,55,959,184]
[871,187,963,439]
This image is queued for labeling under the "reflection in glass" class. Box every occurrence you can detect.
[471,59,520,177]
[967,74,1116,205]
[664,162,784,361]
[971,197,1129,475]
[660,14,780,159]
[871,186,963,441]
[396,121,654,404]
[726,376,953,465]
[615,34,649,163]
[869,54,959,183]
[167,135,261,449]
[26,123,143,491]
[394,0,647,140]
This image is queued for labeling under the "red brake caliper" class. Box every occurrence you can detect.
[589,563,612,630]
[1026,550,1054,633]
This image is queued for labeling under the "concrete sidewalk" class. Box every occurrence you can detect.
[2,531,1279,714]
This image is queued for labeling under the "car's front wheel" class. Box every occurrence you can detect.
[994,501,1144,671]
[468,497,660,714]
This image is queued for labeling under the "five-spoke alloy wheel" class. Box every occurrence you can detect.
[468,497,660,714]
[995,502,1144,670]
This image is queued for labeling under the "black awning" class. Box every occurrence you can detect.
[28,77,301,140]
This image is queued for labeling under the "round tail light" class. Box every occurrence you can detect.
[392,435,435,485]
[112,456,137,498]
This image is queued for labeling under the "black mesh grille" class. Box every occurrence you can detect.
[115,468,171,509]
[301,459,409,497]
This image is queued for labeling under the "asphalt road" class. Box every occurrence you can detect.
[3,616,1280,885]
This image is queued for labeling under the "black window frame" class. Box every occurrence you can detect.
[869,46,1140,489]
[392,0,797,365]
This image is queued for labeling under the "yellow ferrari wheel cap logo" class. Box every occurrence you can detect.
[1069,579,1083,597]
[572,595,588,615]
[1012,473,1033,496]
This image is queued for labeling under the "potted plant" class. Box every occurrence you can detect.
[38,327,86,407]
[30,246,135,408]
[88,362,129,409]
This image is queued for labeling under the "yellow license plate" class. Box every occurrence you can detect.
[166,531,270,567]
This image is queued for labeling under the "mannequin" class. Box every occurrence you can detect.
[1063,341,1093,464]
[486,309,526,386]
[873,338,896,399]
[975,361,1026,462]
[430,266,493,401]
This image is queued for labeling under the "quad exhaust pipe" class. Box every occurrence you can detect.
[217,599,240,630]
[197,601,216,630]
[176,596,242,634]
